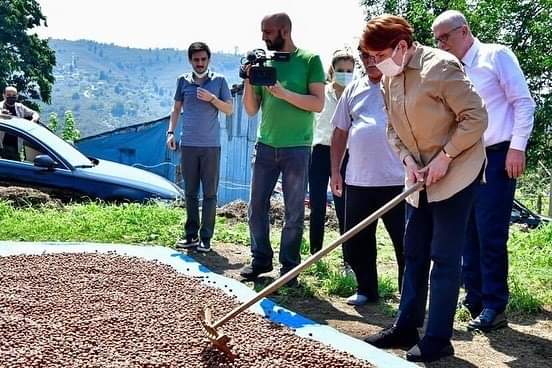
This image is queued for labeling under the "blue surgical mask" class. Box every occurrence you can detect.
[334,72,353,87]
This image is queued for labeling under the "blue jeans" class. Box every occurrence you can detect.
[395,178,478,341]
[248,143,311,274]
[463,143,516,313]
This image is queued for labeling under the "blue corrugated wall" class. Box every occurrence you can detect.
[76,92,258,205]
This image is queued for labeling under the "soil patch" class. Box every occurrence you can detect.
[217,200,340,231]
[0,186,61,208]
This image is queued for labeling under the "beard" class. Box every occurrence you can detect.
[266,32,285,51]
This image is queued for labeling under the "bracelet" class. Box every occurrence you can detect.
[442,148,454,159]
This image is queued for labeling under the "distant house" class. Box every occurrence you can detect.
[76,88,259,205]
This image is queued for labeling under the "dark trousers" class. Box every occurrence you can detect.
[181,146,220,241]
[344,185,405,299]
[395,179,477,341]
[248,143,311,274]
[308,144,347,254]
[463,144,515,313]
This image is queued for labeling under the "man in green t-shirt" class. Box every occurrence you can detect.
[240,13,325,286]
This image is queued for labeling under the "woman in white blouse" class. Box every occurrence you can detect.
[308,49,355,255]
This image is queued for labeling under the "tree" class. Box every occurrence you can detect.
[0,0,56,110]
[47,112,59,133]
[360,0,552,169]
[62,111,80,143]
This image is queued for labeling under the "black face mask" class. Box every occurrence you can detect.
[5,96,17,105]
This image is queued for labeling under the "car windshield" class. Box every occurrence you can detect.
[26,123,93,167]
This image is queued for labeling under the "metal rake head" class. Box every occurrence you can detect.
[199,307,236,360]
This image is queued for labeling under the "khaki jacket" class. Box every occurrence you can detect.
[383,44,487,206]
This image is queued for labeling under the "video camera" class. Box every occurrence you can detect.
[239,49,291,86]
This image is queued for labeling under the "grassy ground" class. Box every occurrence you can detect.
[2,200,551,367]
[0,200,550,315]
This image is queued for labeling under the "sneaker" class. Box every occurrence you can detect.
[346,293,377,306]
[364,325,420,349]
[406,337,454,362]
[239,264,273,280]
[196,239,211,253]
[175,236,199,249]
[468,308,508,332]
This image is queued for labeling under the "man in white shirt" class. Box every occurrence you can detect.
[432,10,535,332]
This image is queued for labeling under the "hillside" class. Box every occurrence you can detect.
[39,39,241,137]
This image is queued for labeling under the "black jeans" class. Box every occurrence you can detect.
[395,179,478,341]
[308,144,347,254]
[343,185,405,299]
[181,146,220,242]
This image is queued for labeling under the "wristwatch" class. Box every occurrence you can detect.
[166,131,174,136]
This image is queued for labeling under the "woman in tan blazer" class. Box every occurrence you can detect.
[360,14,487,363]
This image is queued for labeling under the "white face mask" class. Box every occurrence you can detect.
[193,69,209,79]
[334,72,353,86]
[376,44,406,77]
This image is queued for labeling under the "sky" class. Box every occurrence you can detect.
[35,0,368,67]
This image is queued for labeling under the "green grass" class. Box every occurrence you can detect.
[213,218,250,245]
[0,201,184,246]
[0,200,549,316]
[507,223,552,313]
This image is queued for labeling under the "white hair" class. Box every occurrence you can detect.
[432,10,468,31]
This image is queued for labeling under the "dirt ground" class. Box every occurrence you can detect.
[0,186,61,208]
[185,241,552,368]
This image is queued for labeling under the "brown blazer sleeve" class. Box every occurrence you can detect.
[440,61,488,157]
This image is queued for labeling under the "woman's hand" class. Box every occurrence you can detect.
[404,155,424,184]
[418,151,452,186]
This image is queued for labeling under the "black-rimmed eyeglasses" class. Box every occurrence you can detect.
[358,52,376,63]
[434,25,463,44]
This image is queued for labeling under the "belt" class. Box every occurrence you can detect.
[486,141,510,151]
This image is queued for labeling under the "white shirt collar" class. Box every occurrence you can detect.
[462,38,481,67]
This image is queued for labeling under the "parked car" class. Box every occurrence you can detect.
[0,114,184,202]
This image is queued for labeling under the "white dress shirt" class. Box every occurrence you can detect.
[462,38,535,151]
[312,84,338,146]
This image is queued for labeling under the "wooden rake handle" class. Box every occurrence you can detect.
[211,181,424,329]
